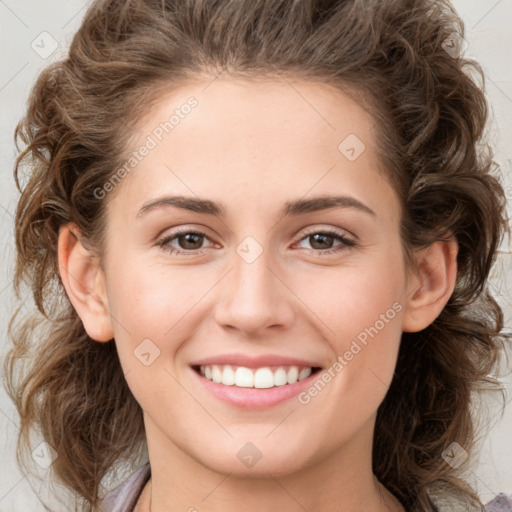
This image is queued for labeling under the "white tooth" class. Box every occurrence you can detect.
[287,366,299,384]
[254,367,274,389]
[221,365,235,386]
[235,367,254,387]
[211,365,222,383]
[298,367,312,381]
[204,364,312,387]
[274,367,288,386]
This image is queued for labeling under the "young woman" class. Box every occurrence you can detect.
[4,0,511,511]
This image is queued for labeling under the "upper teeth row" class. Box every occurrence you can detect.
[200,365,313,388]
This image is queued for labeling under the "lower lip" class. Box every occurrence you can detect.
[191,367,321,409]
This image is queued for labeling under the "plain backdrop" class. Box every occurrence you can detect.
[0,1,511,510]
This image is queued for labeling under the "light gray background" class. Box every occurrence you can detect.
[0,1,511,510]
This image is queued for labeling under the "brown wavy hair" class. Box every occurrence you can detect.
[3,0,510,510]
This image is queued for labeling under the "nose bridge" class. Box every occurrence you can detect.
[213,234,294,335]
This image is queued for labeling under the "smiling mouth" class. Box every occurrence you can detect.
[192,364,322,389]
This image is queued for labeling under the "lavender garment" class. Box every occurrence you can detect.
[99,463,151,512]
[486,494,512,512]
[98,462,512,512]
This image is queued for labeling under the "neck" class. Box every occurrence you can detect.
[140,416,405,512]
[140,474,403,512]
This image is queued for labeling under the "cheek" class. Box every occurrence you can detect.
[292,281,404,446]
[106,257,205,336]
[104,262,200,413]
[292,247,406,348]
[292,245,406,401]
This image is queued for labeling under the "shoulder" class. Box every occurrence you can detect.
[485,493,512,512]
[98,462,151,512]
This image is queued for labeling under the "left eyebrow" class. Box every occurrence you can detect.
[136,194,376,219]
[281,195,376,217]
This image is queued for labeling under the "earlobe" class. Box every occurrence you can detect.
[57,223,114,342]
[402,238,458,333]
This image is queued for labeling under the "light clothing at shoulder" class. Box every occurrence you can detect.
[99,463,150,512]
[98,463,512,512]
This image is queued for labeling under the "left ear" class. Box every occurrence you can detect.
[402,237,458,333]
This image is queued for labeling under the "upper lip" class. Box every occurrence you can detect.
[190,353,323,369]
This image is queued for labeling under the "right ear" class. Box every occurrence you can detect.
[57,223,114,342]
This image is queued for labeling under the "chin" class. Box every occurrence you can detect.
[205,455,308,479]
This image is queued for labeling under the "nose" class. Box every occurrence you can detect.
[213,244,296,338]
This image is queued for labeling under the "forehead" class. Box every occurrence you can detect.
[133,77,378,158]
[106,77,398,225]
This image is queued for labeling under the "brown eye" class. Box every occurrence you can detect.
[296,229,355,255]
[175,232,205,250]
[308,233,336,250]
[157,229,213,255]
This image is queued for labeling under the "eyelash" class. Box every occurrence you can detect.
[156,227,356,256]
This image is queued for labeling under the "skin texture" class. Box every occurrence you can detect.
[58,78,458,512]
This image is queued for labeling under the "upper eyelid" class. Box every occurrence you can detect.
[159,224,353,237]
[298,225,354,240]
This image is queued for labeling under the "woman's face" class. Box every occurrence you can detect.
[98,78,413,476]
